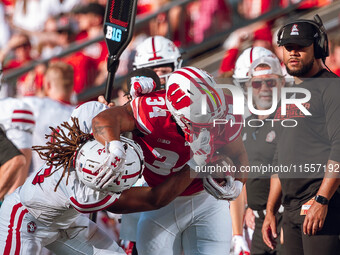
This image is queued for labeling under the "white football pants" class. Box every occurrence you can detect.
[0,191,125,255]
[136,191,232,255]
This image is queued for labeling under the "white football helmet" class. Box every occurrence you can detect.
[165,66,226,140]
[133,35,182,76]
[75,136,144,193]
[233,47,278,91]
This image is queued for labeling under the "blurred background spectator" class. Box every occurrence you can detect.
[0,33,45,97]
[219,22,274,77]
[11,0,80,33]
[0,0,338,105]
[0,3,10,49]
[23,61,75,172]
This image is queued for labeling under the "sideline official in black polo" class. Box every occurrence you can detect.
[262,16,340,255]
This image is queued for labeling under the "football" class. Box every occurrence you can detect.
[207,156,235,186]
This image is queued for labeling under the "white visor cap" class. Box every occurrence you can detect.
[249,56,283,77]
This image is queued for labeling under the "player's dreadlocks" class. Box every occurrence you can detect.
[33,117,93,191]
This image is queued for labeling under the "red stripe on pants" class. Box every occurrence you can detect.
[15,208,28,255]
[4,203,28,255]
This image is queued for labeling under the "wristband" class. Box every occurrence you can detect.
[315,195,328,205]
[108,140,126,158]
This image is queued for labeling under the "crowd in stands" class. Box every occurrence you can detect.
[1,0,338,101]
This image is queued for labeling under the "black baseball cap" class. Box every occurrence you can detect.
[278,22,319,47]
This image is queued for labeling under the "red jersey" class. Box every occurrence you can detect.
[61,52,95,94]
[131,90,242,196]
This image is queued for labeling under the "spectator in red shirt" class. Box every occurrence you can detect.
[219,22,273,77]
[72,3,108,88]
[0,33,44,97]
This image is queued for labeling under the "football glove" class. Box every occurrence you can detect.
[130,76,156,99]
[203,175,243,201]
[188,129,213,167]
[231,235,250,255]
[92,140,126,190]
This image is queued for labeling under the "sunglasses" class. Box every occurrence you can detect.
[250,78,279,89]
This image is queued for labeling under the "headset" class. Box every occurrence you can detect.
[277,14,329,61]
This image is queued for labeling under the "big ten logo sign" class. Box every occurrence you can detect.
[105,25,122,42]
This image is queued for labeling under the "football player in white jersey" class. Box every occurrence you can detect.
[0,63,35,200]
[93,66,248,255]
[23,61,75,172]
[0,101,196,255]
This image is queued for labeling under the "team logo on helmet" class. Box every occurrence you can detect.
[76,137,144,193]
[165,66,226,141]
[97,148,106,155]
[166,83,192,110]
[27,221,37,233]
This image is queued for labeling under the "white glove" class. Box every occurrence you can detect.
[188,129,213,167]
[203,175,243,200]
[130,76,156,99]
[231,235,250,255]
[92,141,126,190]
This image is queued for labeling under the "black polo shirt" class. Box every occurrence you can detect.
[275,69,340,211]
[244,114,280,211]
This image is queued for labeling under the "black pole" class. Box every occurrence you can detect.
[105,56,120,102]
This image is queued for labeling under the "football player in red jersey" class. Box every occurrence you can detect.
[93,66,248,255]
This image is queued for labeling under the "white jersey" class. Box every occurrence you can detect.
[0,97,35,149]
[18,101,111,228]
[0,101,127,255]
[19,164,121,228]
[22,96,75,170]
